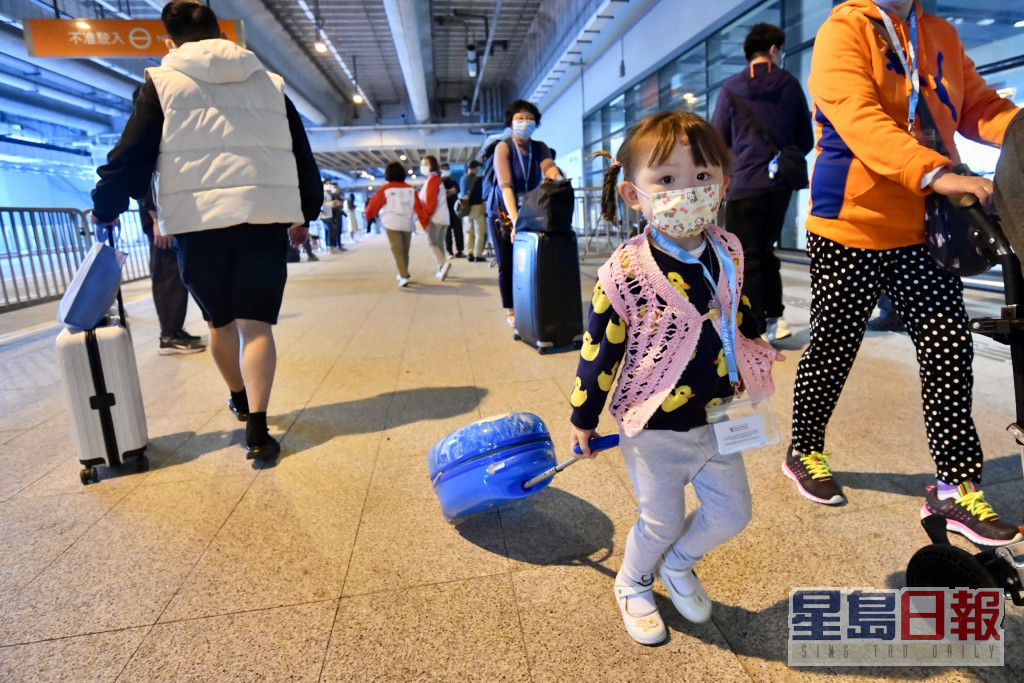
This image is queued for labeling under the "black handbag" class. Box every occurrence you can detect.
[726,91,808,191]
[515,178,575,233]
[868,17,996,277]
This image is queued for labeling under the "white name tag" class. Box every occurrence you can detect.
[707,394,780,454]
[713,413,771,453]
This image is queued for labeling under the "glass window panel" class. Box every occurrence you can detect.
[659,44,706,110]
[783,0,831,45]
[583,140,608,188]
[936,1,1024,55]
[583,111,602,146]
[707,0,782,86]
[633,72,661,124]
[603,94,626,138]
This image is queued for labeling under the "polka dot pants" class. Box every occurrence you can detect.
[791,234,982,484]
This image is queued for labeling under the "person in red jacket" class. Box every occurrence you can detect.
[785,0,1021,546]
[364,162,429,287]
[418,155,452,281]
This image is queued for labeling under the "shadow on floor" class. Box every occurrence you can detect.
[837,454,1023,503]
[456,487,616,579]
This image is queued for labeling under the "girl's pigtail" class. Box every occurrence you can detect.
[586,150,622,226]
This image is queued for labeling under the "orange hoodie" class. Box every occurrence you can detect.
[806,0,1018,249]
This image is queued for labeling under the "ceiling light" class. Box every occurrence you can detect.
[461,96,470,116]
[313,40,328,53]
[467,45,478,78]
[352,93,364,104]
[954,17,964,25]
[75,20,91,30]
[977,18,995,26]
[1015,20,1024,28]
[399,154,407,161]
[408,168,413,174]
[368,185,373,191]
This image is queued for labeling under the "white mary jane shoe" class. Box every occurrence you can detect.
[657,563,712,624]
[614,581,667,645]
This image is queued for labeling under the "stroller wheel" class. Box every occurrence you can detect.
[906,544,998,590]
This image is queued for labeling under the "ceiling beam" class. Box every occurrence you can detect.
[381,0,433,124]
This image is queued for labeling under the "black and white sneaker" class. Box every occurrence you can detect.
[159,335,206,355]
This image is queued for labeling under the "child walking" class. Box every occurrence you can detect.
[365,161,429,287]
[569,111,782,645]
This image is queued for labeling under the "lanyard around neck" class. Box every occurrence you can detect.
[512,139,532,187]
[647,228,740,387]
[879,7,919,133]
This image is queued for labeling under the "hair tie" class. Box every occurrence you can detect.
[611,160,622,168]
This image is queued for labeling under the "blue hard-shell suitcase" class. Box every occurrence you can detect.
[428,412,559,522]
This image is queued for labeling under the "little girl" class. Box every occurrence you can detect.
[569,111,782,645]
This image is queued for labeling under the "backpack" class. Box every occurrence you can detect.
[480,136,508,215]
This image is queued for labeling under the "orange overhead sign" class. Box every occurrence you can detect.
[23,19,244,58]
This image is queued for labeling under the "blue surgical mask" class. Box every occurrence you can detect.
[512,120,537,139]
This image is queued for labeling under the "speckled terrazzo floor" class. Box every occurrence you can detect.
[0,231,1021,682]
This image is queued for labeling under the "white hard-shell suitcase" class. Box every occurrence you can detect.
[56,324,148,484]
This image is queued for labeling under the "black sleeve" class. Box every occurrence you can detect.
[91,79,163,223]
[285,96,323,225]
[790,79,815,156]
[570,284,627,430]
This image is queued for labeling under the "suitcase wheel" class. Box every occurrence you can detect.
[80,466,98,485]
[537,347,547,355]
[573,340,583,350]
[136,454,149,472]
[513,333,521,341]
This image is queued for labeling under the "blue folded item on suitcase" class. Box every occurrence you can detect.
[428,412,557,522]
[58,241,127,332]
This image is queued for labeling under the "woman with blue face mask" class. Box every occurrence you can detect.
[486,99,564,328]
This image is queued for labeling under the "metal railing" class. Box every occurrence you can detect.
[572,186,644,258]
[0,207,151,312]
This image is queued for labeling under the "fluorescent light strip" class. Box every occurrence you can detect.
[295,0,374,113]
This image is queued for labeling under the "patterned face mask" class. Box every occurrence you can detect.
[633,183,722,239]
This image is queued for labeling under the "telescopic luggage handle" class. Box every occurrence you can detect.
[521,434,619,490]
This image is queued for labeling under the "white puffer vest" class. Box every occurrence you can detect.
[146,39,303,235]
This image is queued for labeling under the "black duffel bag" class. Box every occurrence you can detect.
[516,178,575,233]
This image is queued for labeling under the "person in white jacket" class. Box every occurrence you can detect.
[91,0,322,464]
[418,155,452,280]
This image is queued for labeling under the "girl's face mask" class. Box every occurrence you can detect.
[633,183,722,239]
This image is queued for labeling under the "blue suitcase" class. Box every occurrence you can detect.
[428,413,617,522]
[428,412,567,522]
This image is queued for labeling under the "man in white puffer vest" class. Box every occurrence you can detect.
[92,0,322,464]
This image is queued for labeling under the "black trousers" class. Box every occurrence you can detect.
[488,213,514,308]
[445,212,464,255]
[146,232,189,339]
[724,189,792,335]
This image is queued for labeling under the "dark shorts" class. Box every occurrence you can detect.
[175,223,289,328]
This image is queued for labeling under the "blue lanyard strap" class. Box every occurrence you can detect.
[879,7,919,133]
[647,229,741,386]
[512,139,532,189]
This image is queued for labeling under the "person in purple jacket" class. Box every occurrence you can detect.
[711,23,814,342]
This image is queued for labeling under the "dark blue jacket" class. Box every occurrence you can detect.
[711,62,814,200]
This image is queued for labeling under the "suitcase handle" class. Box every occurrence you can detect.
[520,434,619,490]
